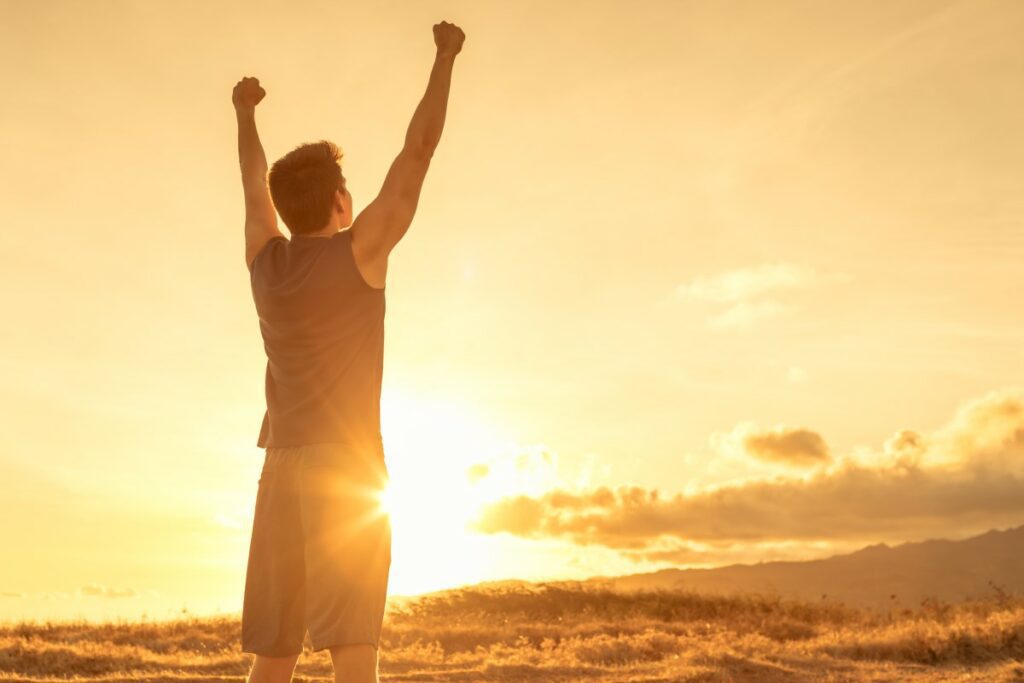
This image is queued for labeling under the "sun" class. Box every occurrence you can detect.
[377,388,519,596]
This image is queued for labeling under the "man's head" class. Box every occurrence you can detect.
[268,140,353,235]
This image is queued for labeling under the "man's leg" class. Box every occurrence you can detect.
[241,450,308,669]
[247,653,300,683]
[329,644,378,683]
[301,446,391,682]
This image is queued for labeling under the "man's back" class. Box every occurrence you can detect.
[249,229,385,453]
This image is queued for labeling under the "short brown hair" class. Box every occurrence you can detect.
[268,140,345,235]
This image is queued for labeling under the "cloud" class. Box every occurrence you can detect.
[707,300,793,330]
[676,263,819,303]
[883,429,927,466]
[474,462,1024,548]
[742,426,831,466]
[466,463,490,484]
[710,422,831,468]
[462,445,562,498]
[620,538,847,567]
[931,388,1024,470]
[78,585,137,598]
[472,387,1024,554]
[675,262,848,331]
[475,496,547,537]
[40,592,72,600]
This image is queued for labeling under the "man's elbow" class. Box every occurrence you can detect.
[241,168,269,188]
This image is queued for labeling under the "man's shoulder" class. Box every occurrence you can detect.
[247,234,289,275]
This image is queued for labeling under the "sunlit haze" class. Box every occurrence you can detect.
[2,0,1023,622]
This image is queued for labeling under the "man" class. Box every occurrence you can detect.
[231,20,465,683]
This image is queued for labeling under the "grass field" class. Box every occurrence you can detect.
[2,583,1023,682]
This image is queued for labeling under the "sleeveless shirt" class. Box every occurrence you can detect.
[248,229,385,453]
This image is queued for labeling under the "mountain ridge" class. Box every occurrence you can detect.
[596,523,1024,608]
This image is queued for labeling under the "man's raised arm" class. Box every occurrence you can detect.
[233,76,283,269]
[350,21,465,279]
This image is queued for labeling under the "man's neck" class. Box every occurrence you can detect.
[297,227,341,239]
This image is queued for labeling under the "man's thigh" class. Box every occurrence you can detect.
[242,448,308,656]
[299,444,391,652]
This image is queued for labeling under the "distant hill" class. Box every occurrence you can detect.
[594,524,1024,609]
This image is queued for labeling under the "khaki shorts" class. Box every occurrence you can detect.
[241,443,391,656]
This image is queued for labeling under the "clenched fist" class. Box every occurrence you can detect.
[433,20,465,58]
[232,76,266,111]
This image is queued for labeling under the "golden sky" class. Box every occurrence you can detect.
[2,0,1023,622]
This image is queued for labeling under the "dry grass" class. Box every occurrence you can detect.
[2,583,1023,681]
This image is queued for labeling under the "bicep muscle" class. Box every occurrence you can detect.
[351,146,431,261]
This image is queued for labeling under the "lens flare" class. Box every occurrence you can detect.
[376,479,394,517]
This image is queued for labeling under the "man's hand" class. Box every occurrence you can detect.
[433,21,465,59]
[233,76,266,112]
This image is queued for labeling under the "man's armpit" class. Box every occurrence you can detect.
[247,234,286,273]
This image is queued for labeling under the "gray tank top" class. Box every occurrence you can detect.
[248,229,385,453]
